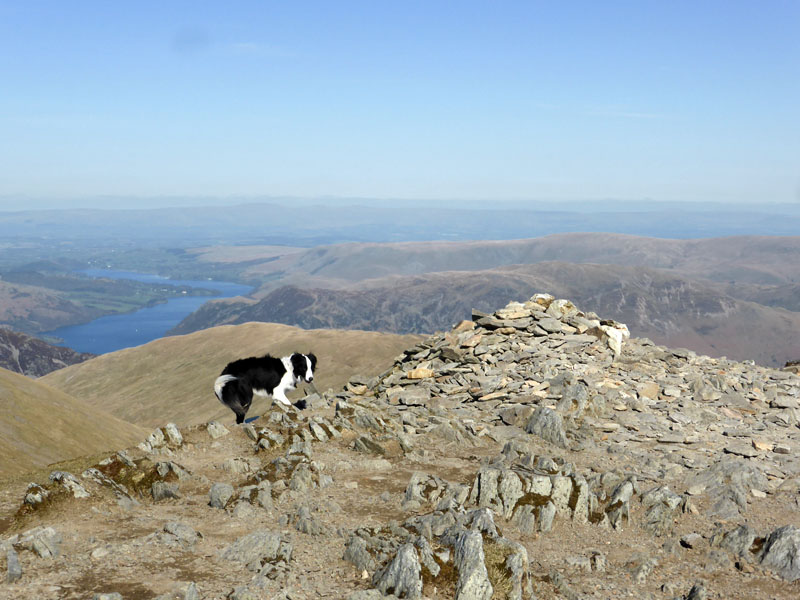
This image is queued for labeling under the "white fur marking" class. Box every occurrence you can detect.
[273,356,297,405]
[214,375,237,402]
[305,355,313,381]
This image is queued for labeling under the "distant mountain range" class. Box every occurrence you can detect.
[170,234,800,367]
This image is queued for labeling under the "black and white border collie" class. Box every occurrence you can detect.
[214,352,317,424]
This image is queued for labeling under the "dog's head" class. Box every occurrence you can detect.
[291,352,317,383]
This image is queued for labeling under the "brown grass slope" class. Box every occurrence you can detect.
[0,368,146,478]
[170,262,800,367]
[41,323,423,429]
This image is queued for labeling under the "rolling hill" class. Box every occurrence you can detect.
[0,367,146,478]
[41,322,423,429]
[235,234,800,289]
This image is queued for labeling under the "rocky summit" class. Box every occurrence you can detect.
[2,293,800,599]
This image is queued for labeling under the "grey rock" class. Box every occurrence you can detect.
[151,481,180,501]
[680,533,703,549]
[566,555,592,572]
[219,530,290,572]
[6,547,22,583]
[414,535,439,578]
[295,506,328,536]
[524,407,568,448]
[163,521,200,547]
[18,526,61,558]
[511,504,536,534]
[164,422,183,445]
[23,483,49,506]
[497,539,532,600]
[690,458,768,519]
[453,530,493,600]
[156,461,191,480]
[643,502,678,537]
[255,481,273,510]
[208,482,234,509]
[348,591,399,600]
[711,524,756,559]
[372,543,423,599]
[590,551,607,572]
[206,421,230,439]
[344,535,376,572]
[538,501,556,533]
[467,508,498,538]
[497,471,524,519]
[627,554,657,584]
[49,471,90,498]
[685,582,707,600]
[147,427,167,448]
[548,570,580,600]
[93,595,124,600]
[469,468,501,512]
[183,582,200,600]
[289,462,315,492]
[758,525,800,581]
[550,475,573,515]
[222,457,253,474]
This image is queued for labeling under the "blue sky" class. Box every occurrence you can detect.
[0,1,798,207]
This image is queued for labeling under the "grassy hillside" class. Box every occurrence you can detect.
[0,368,147,478]
[41,323,424,428]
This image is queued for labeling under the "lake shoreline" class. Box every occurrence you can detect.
[41,270,252,355]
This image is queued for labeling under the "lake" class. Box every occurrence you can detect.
[43,269,252,355]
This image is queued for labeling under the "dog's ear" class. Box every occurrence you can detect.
[307,353,317,369]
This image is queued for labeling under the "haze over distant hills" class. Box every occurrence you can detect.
[2,199,800,246]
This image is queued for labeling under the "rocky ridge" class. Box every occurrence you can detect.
[2,293,799,599]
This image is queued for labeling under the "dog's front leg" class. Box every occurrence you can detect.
[274,393,292,406]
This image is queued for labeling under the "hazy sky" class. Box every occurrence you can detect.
[1,1,798,207]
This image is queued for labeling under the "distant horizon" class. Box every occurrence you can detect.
[1,194,799,213]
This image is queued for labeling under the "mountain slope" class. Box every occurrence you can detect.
[41,323,423,428]
[0,328,93,376]
[0,368,147,478]
[0,280,98,334]
[3,292,800,598]
[169,262,800,367]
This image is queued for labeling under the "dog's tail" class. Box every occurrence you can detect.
[214,375,237,403]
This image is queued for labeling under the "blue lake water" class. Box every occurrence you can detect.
[43,269,251,355]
